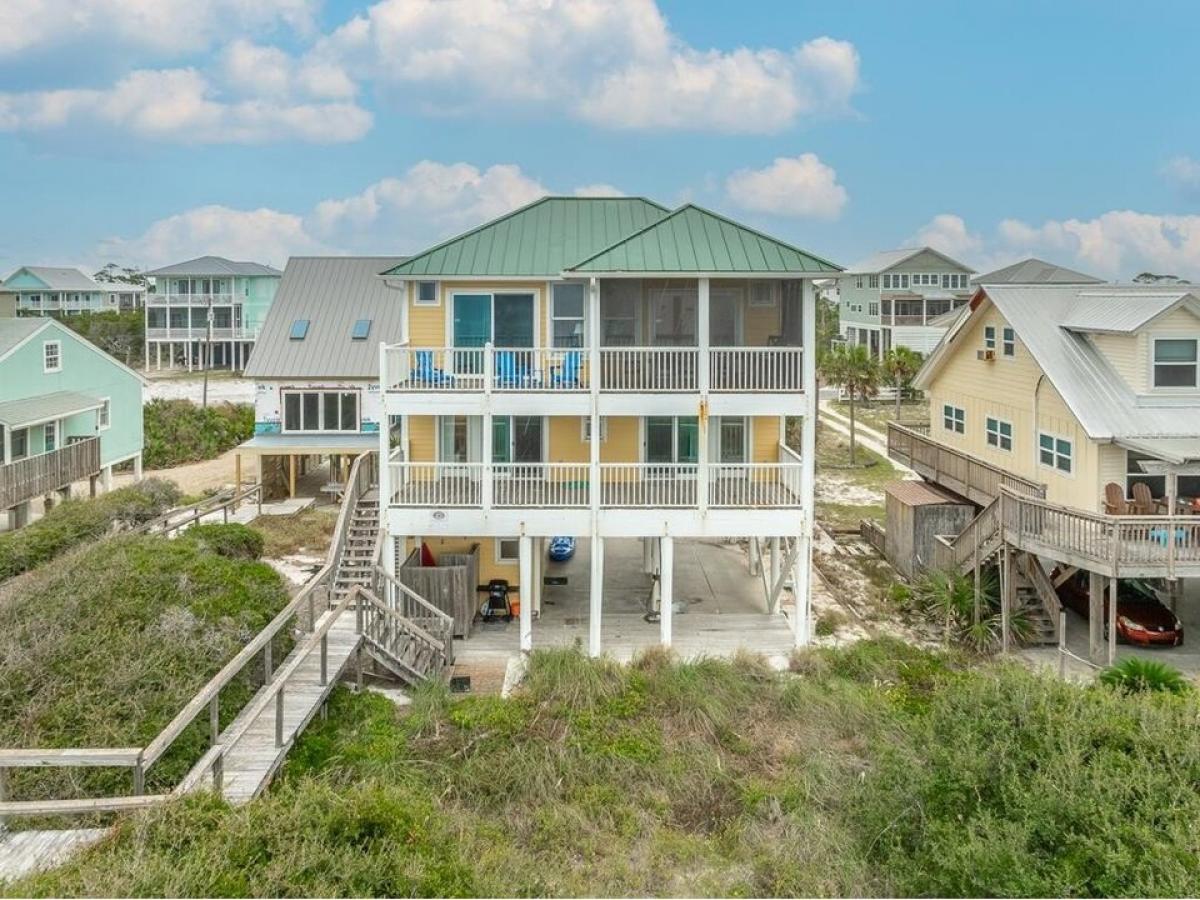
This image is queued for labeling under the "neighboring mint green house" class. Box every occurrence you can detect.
[0,318,145,530]
[838,247,976,357]
[1,266,145,316]
[143,256,283,372]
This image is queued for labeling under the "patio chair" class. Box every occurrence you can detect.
[494,350,536,388]
[1103,482,1130,515]
[550,350,582,388]
[1131,482,1168,515]
[410,350,454,388]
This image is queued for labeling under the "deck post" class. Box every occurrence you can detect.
[213,753,223,792]
[274,690,284,747]
[748,537,760,576]
[1107,576,1118,666]
[1000,546,1011,654]
[320,634,328,685]
[642,537,653,574]
[1088,571,1104,663]
[532,537,543,616]
[793,278,817,648]
[660,536,674,647]
[589,535,604,658]
[288,454,296,498]
[263,641,273,683]
[133,756,144,795]
[770,537,781,604]
[209,696,219,745]
[234,454,242,511]
[519,535,533,653]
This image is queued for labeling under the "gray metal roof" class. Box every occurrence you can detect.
[243,257,406,380]
[144,256,283,278]
[917,284,1200,441]
[0,318,52,356]
[0,390,101,427]
[844,246,975,275]
[2,266,99,291]
[1117,437,1200,465]
[974,257,1104,285]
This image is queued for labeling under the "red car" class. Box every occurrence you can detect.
[1053,570,1183,647]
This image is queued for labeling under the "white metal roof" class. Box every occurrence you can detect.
[974,257,1104,285]
[1060,291,1199,333]
[145,256,283,278]
[2,266,99,291]
[0,390,101,428]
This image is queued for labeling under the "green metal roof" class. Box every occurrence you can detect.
[383,196,671,278]
[567,204,842,275]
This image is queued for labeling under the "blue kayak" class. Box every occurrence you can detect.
[547,536,576,562]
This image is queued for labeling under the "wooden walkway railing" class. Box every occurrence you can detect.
[136,482,264,537]
[886,422,1045,506]
[0,437,101,509]
[0,451,378,821]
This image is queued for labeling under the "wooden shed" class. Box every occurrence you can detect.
[884,480,975,578]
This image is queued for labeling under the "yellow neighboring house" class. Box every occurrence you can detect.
[374,196,839,658]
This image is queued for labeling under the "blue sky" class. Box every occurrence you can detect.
[2,0,1198,279]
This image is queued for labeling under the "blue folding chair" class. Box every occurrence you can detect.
[495,350,536,388]
[551,350,582,388]
[411,350,453,387]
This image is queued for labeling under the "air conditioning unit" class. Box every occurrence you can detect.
[976,349,996,361]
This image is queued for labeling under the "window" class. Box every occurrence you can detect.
[351,319,372,340]
[749,282,776,307]
[551,283,585,347]
[289,319,310,340]
[43,340,61,373]
[983,325,996,350]
[868,275,879,288]
[882,273,910,290]
[1002,327,1016,357]
[11,428,28,461]
[941,273,968,289]
[281,390,359,432]
[439,415,471,462]
[1152,338,1198,388]
[854,276,863,289]
[98,398,111,430]
[645,416,699,464]
[582,417,608,442]
[1039,433,1073,473]
[942,404,965,434]
[868,302,880,317]
[44,421,56,453]
[496,538,520,564]
[416,281,439,306]
[985,417,1013,451]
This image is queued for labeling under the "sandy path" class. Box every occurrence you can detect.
[113,448,240,496]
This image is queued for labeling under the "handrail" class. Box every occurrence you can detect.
[374,565,454,629]
[887,422,1046,502]
[0,451,377,813]
[136,482,264,537]
[358,588,446,654]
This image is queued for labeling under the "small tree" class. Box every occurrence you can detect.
[819,344,879,464]
[882,346,924,421]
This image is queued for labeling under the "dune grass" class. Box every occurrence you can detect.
[0,526,291,807]
[13,639,1200,897]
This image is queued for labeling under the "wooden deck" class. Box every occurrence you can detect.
[0,828,106,883]
[214,608,361,805]
[0,437,101,509]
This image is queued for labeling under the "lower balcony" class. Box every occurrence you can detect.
[0,437,101,509]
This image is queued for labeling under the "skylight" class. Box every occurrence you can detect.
[289,319,310,340]
[351,319,372,340]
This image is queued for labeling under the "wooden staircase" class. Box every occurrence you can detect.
[333,489,380,600]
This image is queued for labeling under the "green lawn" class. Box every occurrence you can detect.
[15,642,1200,898]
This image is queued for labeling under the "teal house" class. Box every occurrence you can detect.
[143,256,282,372]
[0,318,145,529]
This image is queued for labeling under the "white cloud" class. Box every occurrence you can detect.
[97,205,330,269]
[1162,155,1200,193]
[322,0,859,133]
[912,213,983,261]
[221,39,357,101]
[0,67,372,144]
[724,154,847,219]
[0,0,317,57]
[97,160,562,267]
[997,210,1200,279]
[573,183,625,197]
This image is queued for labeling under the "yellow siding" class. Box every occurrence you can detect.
[924,301,1105,511]
[600,417,640,462]
[1091,332,1145,393]
[406,281,549,347]
[752,416,780,462]
[407,416,436,462]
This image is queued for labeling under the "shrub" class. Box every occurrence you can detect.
[909,567,1033,652]
[0,479,181,580]
[1099,657,1191,695]
[143,399,253,469]
[183,523,265,560]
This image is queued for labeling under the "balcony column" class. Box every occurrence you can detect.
[659,535,673,647]
[482,342,494,512]
[519,535,533,653]
[697,277,710,516]
[377,343,392,510]
[794,278,818,647]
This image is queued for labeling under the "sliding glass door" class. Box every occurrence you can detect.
[452,292,535,373]
[646,416,698,476]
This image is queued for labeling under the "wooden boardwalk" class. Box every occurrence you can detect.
[216,608,361,805]
[0,828,106,883]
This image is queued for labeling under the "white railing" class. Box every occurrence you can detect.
[709,347,802,392]
[598,347,698,391]
[384,345,588,391]
[493,463,590,507]
[146,293,237,305]
[708,463,804,508]
[598,463,698,508]
[778,442,804,500]
[388,462,484,507]
[146,327,257,341]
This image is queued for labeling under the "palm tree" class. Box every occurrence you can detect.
[1100,657,1191,694]
[881,346,923,421]
[819,344,879,464]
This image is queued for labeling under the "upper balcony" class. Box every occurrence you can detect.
[146,293,238,306]
[880,295,970,327]
[146,326,258,342]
